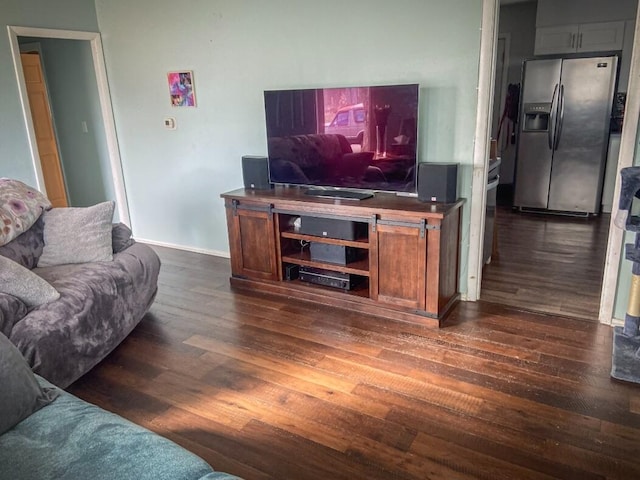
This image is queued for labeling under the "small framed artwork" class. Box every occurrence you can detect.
[167,71,196,107]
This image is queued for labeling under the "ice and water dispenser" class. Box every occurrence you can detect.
[522,103,551,131]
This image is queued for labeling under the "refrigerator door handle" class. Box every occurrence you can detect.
[548,83,559,150]
[554,84,565,151]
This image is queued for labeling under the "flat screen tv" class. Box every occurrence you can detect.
[264,84,419,198]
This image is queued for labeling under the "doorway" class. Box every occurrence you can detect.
[19,50,68,208]
[482,1,613,321]
[471,0,640,324]
[7,26,130,225]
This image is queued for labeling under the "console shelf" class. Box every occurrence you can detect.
[221,186,463,327]
[281,252,370,276]
[280,230,369,249]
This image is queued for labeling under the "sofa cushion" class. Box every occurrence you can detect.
[38,201,115,267]
[0,256,60,307]
[0,294,28,337]
[0,333,59,435]
[0,178,51,247]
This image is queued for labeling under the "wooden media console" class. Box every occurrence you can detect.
[221,187,463,327]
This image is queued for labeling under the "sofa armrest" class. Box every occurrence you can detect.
[0,293,28,338]
[112,223,135,253]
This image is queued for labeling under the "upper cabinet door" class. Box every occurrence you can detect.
[578,21,625,53]
[535,24,580,55]
[535,21,625,56]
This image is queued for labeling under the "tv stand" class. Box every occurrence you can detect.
[221,186,463,327]
[304,188,373,200]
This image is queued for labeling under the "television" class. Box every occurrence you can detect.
[264,84,419,199]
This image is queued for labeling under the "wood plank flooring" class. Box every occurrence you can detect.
[480,207,610,321]
[67,245,640,480]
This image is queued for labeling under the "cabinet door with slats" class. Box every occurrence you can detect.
[226,202,278,281]
[370,222,426,310]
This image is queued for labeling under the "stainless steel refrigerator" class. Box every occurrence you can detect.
[514,56,618,214]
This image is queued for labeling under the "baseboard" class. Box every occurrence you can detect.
[612,316,624,327]
[133,237,230,259]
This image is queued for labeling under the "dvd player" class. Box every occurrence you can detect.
[298,266,363,290]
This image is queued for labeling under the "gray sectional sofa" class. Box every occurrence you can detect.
[0,179,242,479]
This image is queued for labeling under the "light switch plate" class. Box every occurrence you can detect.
[164,117,176,130]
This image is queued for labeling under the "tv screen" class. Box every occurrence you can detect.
[264,84,419,195]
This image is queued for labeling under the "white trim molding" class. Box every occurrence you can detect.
[6,26,130,226]
[134,237,230,259]
[467,0,499,301]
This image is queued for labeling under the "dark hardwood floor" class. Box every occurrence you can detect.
[480,206,610,321]
[67,245,640,480]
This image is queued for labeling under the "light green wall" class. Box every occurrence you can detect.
[0,0,99,185]
[36,38,115,207]
[95,0,483,291]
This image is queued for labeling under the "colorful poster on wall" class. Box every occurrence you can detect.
[167,71,196,107]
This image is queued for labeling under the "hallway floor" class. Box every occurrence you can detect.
[480,206,610,321]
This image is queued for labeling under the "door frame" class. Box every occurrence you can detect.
[7,26,130,225]
[466,0,498,303]
[600,14,640,323]
[470,0,640,324]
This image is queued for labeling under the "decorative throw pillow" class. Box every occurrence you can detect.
[0,215,45,270]
[38,201,115,267]
[0,178,51,247]
[0,256,60,307]
[0,332,59,435]
[111,222,135,253]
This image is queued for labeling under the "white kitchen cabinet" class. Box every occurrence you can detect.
[580,21,626,52]
[535,21,625,55]
[535,24,580,55]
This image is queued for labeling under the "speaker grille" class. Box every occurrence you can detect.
[417,163,458,203]
[242,155,272,190]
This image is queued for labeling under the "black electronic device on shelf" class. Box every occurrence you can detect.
[298,266,363,291]
[299,216,367,241]
[309,243,360,265]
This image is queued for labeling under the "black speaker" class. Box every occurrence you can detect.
[299,216,367,241]
[242,155,273,190]
[417,163,458,203]
[309,243,360,265]
[283,263,299,281]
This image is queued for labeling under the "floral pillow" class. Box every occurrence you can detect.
[0,179,51,247]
